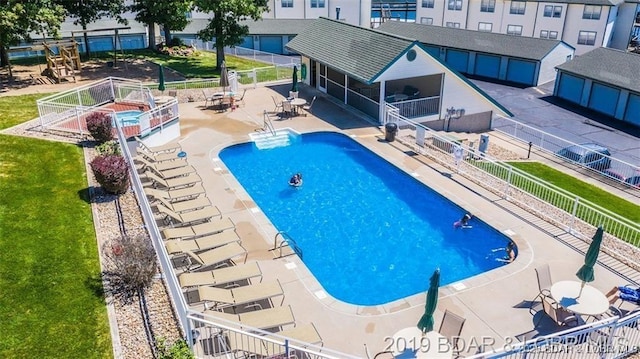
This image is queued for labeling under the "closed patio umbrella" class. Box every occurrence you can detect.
[219,61,229,93]
[158,64,166,93]
[291,65,299,93]
[417,268,440,333]
[576,225,604,297]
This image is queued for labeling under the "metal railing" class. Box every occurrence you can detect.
[492,116,640,187]
[384,104,640,260]
[389,96,440,119]
[466,311,640,359]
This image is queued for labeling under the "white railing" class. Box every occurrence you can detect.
[467,311,640,359]
[224,46,301,67]
[389,96,440,119]
[384,104,640,260]
[492,116,640,187]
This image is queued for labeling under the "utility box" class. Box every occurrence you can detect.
[478,134,490,155]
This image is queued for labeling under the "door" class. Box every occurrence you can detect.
[624,93,640,126]
[556,73,584,104]
[259,36,283,54]
[310,60,317,88]
[506,59,536,86]
[588,82,620,117]
[318,63,327,93]
[474,54,501,79]
[445,49,469,73]
[239,36,254,49]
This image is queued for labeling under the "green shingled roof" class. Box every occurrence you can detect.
[377,21,571,61]
[555,47,640,94]
[285,17,414,83]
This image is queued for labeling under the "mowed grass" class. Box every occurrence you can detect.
[0,102,112,357]
[507,161,640,224]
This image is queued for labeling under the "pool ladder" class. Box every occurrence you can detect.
[271,231,303,260]
[261,110,276,135]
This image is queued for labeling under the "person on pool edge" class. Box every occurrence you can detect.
[289,173,302,187]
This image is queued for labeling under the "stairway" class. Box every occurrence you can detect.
[250,129,296,150]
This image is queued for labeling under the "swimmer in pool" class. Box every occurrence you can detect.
[288,173,302,187]
[454,213,473,228]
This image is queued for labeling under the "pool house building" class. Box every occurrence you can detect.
[285,17,512,131]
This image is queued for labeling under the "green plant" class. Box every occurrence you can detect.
[101,235,157,304]
[168,37,184,47]
[86,111,114,143]
[156,338,194,359]
[90,155,129,194]
[95,140,121,156]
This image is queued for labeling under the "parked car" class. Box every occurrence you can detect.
[624,175,640,189]
[555,143,612,171]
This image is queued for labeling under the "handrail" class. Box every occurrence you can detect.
[271,231,303,260]
[262,110,276,135]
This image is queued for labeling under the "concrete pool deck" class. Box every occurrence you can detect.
[166,83,640,357]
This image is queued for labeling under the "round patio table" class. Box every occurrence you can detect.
[550,280,609,316]
[390,327,452,358]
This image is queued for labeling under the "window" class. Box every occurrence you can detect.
[578,31,597,45]
[583,5,601,20]
[544,5,562,17]
[421,17,434,25]
[311,0,325,8]
[510,1,525,15]
[539,30,557,39]
[480,0,495,12]
[422,0,434,8]
[478,22,493,32]
[507,24,523,35]
[446,22,461,28]
[282,0,293,8]
[448,0,462,11]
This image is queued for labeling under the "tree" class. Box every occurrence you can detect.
[0,0,65,75]
[194,0,268,70]
[58,0,127,57]
[128,0,193,50]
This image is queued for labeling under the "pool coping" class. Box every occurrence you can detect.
[209,128,534,317]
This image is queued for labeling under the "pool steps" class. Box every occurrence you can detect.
[250,128,300,150]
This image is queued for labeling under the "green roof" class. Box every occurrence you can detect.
[555,47,640,94]
[285,18,414,83]
[377,21,572,61]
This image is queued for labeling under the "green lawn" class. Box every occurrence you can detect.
[0,99,112,357]
[506,161,640,224]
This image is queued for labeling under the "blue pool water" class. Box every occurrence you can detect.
[219,132,513,305]
[115,110,142,126]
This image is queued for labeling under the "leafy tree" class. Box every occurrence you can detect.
[0,0,65,75]
[58,0,128,57]
[194,0,268,70]
[128,0,193,50]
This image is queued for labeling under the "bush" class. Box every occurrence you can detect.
[168,37,184,47]
[95,140,121,156]
[156,338,194,359]
[101,235,157,304]
[86,112,114,143]
[90,155,129,194]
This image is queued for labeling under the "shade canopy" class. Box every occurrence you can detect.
[158,64,166,92]
[417,268,440,333]
[576,226,604,283]
[291,65,299,92]
[220,61,230,90]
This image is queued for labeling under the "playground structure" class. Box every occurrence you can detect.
[42,40,81,83]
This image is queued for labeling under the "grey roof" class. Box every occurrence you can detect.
[239,19,315,35]
[377,21,570,61]
[286,17,414,83]
[555,47,640,94]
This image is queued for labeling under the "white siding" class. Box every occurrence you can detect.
[563,4,611,55]
[499,1,537,36]
[533,3,567,40]
[416,1,446,26]
[538,43,574,86]
[467,0,507,32]
[262,0,368,26]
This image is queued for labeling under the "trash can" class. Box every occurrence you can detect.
[385,122,398,142]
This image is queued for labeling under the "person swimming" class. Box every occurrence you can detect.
[288,173,302,187]
[454,213,473,228]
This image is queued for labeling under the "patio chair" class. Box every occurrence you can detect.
[144,184,206,203]
[196,279,285,309]
[529,264,553,315]
[438,309,466,357]
[178,261,262,288]
[203,305,296,331]
[281,100,293,119]
[143,171,202,190]
[146,164,196,180]
[165,230,241,255]
[178,242,247,271]
[162,217,235,240]
[233,89,247,107]
[149,195,211,214]
[155,203,221,227]
[138,148,183,163]
[271,95,284,113]
[203,89,216,107]
[536,295,579,327]
[135,155,189,173]
[302,96,316,116]
[135,136,181,154]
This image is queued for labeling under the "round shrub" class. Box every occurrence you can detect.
[90,155,130,194]
[86,111,114,143]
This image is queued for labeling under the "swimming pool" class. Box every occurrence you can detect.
[219,132,513,305]
[115,110,142,126]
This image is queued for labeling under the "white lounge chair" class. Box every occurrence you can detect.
[197,280,285,309]
[165,230,241,255]
[135,155,189,172]
[135,136,181,153]
[143,171,202,190]
[203,305,295,331]
[138,148,183,163]
[162,217,235,240]
[178,262,262,288]
[149,195,212,213]
[144,185,206,203]
[156,203,221,226]
[179,242,247,271]
[146,164,196,180]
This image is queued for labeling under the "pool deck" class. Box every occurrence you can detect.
[163,83,640,357]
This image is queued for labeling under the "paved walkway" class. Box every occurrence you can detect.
[161,83,638,357]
